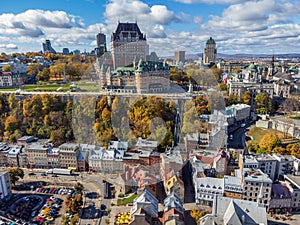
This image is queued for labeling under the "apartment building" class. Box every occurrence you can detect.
[24,143,50,169]
[241,168,272,209]
[194,177,224,206]
[58,143,80,171]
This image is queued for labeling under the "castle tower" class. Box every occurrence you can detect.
[267,55,275,80]
[110,22,149,70]
[203,37,217,65]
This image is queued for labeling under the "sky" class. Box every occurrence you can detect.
[0,0,299,56]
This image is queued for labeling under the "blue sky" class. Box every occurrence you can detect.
[0,0,299,55]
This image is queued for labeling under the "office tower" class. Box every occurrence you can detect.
[203,37,217,65]
[96,32,107,57]
[174,51,185,64]
[42,40,56,54]
[110,22,149,70]
[62,48,70,55]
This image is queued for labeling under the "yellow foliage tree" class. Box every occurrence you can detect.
[259,133,281,153]
[190,208,207,223]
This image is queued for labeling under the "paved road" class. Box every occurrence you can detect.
[228,126,248,153]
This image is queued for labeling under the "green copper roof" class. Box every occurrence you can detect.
[206,37,216,44]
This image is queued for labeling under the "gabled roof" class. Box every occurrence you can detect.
[112,22,146,41]
[214,196,267,225]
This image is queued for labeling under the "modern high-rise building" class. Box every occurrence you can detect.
[174,51,185,64]
[42,40,56,54]
[203,37,217,65]
[96,32,107,57]
[62,48,70,55]
[110,22,149,70]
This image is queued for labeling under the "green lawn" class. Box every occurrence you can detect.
[23,84,71,92]
[290,116,300,120]
[117,194,137,206]
[77,82,100,92]
[0,88,18,92]
[247,126,292,146]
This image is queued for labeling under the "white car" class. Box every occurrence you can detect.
[241,123,246,128]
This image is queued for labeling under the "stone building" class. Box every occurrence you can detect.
[110,22,149,70]
[24,143,50,169]
[240,168,272,209]
[58,143,80,171]
[203,37,217,65]
[103,60,170,94]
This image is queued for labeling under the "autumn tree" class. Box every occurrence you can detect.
[5,115,18,133]
[190,208,207,223]
[74,182,84,195]
[259,133,281,153]
[69,214,79,225]
[182,100,201,135]
[7,168,24,186]
[26,63,42,77]
[2,65,11,72]
[227,94,240,106]
[242,90,252,105]
[210,65,223,81]
[37,67,50,81]
[287,143,300,159]
[255,92,274,114]
[127,96,176,150]
[194,95,209,115]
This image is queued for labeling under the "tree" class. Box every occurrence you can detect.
[2,65,11,72]
[37,67,50,81]
[7,94,17,110]
[74,182,84,195]
[255,92,273,114]
[210,65,223,81]
[190,208,207,223]
[61,215,69,225]
[26,63,42,77]
[232,151,237,161]
[242,90,251,105]
[195,95,209,115]
[7,168,24,186]
[227,94,240,106]
[70,214,79,225]
[259,133,281,153]
[5,115,18,133]
[287,143,300,159]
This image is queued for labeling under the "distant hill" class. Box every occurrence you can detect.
[161,53,300,60]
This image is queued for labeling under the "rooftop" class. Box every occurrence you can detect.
[271,182,291,199]
[243,168,272,183]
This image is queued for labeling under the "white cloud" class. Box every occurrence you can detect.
[0,0,299,55]
[174,0,246,4]
[194,16,203,24]
[104,0,183,39]
[0,9,84,38]
[0,44,18,50]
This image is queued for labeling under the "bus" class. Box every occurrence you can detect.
[46,168,73,175]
